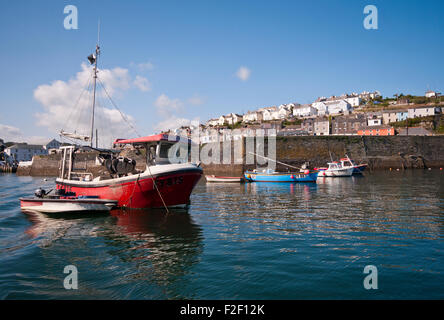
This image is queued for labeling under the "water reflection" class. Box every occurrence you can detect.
[21,208,204,299]
[245,182,317,199]
[104,209,205,298]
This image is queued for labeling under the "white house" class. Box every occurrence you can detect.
[408,106,441,119]
[5,143,47,162]
[221,113,244,125]
[231,113,244,124]
[367,118,382,126]
[425,90,440,98]
[359,91,381,100]
[243,111,263,123]
[293,104,318,117]
[260,107,278,121]
[312,101,328,115]
[218,115,227,126]
[313,100,351,115]
[206,118,219,127]
[325,100,352,115]
[343,96,361,107]
[277,105,292,119]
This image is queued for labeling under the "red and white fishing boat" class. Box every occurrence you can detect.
[55,136,203,209]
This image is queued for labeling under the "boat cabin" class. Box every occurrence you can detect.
[327,161,344,170]
[58,134,192,182]
[114,133,191,165]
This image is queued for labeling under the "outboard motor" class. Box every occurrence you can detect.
[35,188,47,198]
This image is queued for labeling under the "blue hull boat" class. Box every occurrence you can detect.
[352,164,367,174]
[244,170,318,183]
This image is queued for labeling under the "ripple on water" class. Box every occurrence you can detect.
[0,171,443,299]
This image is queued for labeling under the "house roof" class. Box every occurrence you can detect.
[7,143,44,150]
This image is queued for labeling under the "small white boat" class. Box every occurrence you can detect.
[321,162,354,177]
[20,188,117,214]
[205,175,244,183]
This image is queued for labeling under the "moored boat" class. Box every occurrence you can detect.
[205,175,244,183]
[55,135,203,209]
[321,162,354,177]
[20,197,118,214]
[340,156,368,174]
[20,188,117,214]
[244,168,318,182]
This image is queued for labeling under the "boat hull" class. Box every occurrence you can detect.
[244,171,318,182]
[323,167,354,177]
[20,198,117,214]
[352,164,367,174]
[55,167,202,209]
[205,175,244,183]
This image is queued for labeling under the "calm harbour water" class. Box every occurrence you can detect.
[0,171,443,299]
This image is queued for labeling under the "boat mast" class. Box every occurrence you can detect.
[90,22,100,148]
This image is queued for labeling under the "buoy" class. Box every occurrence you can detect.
[389,168,392,171]
[428,168,432,170]
[396,168,400,171]
[440,168,443,171]
[304,169,310,174]
[290,175,294,179]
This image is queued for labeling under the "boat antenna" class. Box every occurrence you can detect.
[89,21,100,148]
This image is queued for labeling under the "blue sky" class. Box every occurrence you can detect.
[1,0,443,144]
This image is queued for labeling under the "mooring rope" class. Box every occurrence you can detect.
[147,165,170,214]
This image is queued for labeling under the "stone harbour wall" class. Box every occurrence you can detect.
[16,136,444,177]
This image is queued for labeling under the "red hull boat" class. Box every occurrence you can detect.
[56,164,202,208]
[55,134,202,209]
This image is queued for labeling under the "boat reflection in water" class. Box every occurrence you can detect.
[22,208,203,299]
[245,181,318,200]
[108,209,204,297]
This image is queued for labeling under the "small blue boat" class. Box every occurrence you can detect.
[244,169,318,183]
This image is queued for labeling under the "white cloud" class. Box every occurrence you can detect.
[33,63,138,148]
[0,124,51,145]
[153,117,193,132]
[154,94,183,116]
[133,75,151,92]
[236,66,251,81]
[0,124,22,142]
